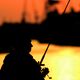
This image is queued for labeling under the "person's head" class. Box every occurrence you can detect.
[25,38,33,53]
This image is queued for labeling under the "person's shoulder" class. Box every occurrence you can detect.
[3,53,15,63]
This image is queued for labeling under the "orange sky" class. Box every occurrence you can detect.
[0,0,80,25]
[0,1,80,79]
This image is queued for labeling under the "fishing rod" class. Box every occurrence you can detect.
[39,43,50,66]
[39,0,71,79]
[38,43,52,79]
[39,0,71,65]
[63,0,71,14]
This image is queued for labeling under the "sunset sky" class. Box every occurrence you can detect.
[0,0,80,25]
[0,0,80,80]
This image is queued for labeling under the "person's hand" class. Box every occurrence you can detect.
[43,67,49,74]
[41,67,49,77]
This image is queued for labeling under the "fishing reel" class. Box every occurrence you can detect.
[41,67,52,79]
[38,61,52,79]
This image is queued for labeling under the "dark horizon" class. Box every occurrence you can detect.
[0,11,80,53]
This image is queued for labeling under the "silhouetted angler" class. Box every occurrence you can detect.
[1,33,49,80]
